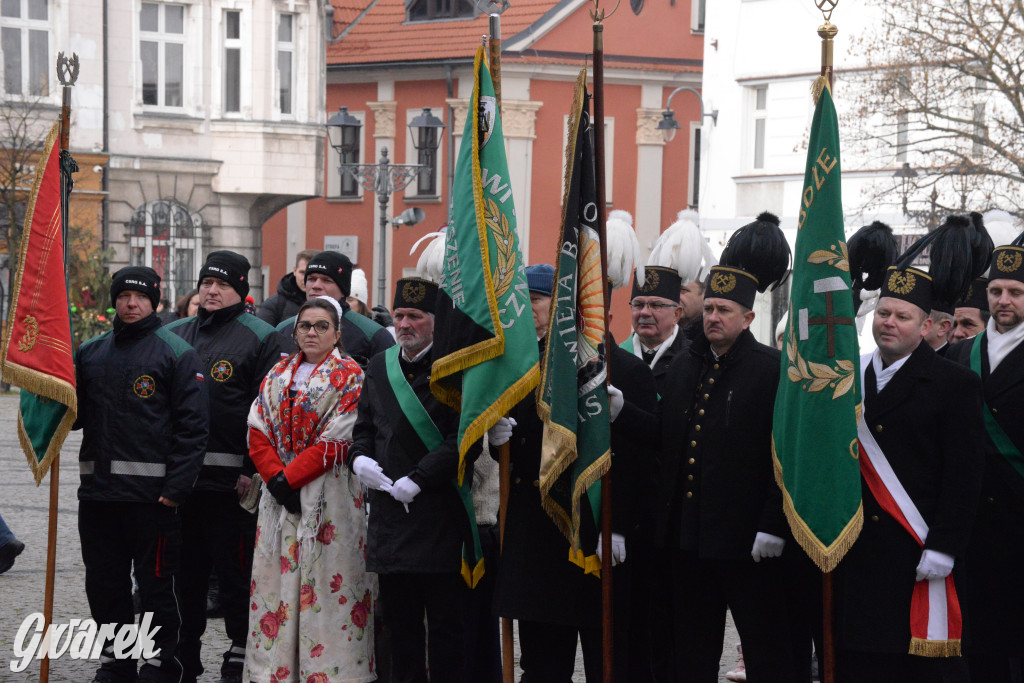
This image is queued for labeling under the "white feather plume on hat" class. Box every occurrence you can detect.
[605,209,644,289]
[983,209,1022,247]
[409,227,446,284]
[647,210,717,284]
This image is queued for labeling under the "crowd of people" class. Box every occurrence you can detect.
[65,203,1024,683]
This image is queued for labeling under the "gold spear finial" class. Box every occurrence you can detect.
[812,0,838,104]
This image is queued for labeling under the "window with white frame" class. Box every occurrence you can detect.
[277,13,295,116]
[404,107,444,199]
[128,200,203,306]
[327,110,366,199]
[223,10,241,114]
[1,0,49,97]
[140,2,186,108]
[692,0,705,33]
[752,85,767,169]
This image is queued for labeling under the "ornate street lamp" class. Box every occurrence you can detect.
[326,107,446,306]
[656,86,718,142]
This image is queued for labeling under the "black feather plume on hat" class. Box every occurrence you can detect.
[848,221,897,291]
[897,214,992,310]
[719,211,791,293]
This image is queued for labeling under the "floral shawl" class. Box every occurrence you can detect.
[248,349,363,553]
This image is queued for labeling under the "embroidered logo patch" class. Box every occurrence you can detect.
[133,375,156,398]
[887,269,916,296]
[710,272,737,294]
[211,360,233,382]
[996,249,1023,274]
[402,281,426,304]
[641,268,660,293]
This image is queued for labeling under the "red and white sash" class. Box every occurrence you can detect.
[858,417,962,657]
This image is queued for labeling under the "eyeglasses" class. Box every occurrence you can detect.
[629,301,678,312]
[296,320,334,335]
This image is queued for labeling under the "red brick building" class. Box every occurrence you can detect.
[260,0,705,338]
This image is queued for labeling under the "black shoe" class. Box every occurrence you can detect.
[216,672,243,683]
[206,591,224,618]
[0,540,25,574]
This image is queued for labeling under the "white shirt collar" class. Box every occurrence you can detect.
[402,342,434,364]
[986,318,1024,372]
[871,348,912,393]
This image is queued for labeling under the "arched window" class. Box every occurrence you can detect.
[128,200,203,307]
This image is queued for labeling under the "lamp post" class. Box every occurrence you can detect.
[892,162,938,231]
[656,86,718,142]
[326,106,445,307]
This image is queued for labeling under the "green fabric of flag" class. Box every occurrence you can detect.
[536,72,610,573]
[772,83,863,572]
[431,46,540,483]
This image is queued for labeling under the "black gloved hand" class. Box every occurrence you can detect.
[371,305,393,328]
[266,472,300,514]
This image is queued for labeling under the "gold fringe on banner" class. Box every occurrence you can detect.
[909,637,961,658]
[811,75,831,106]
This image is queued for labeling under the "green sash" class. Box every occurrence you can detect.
[384,345,484,587]
[618,334,634,351]
[970,333,1024,479]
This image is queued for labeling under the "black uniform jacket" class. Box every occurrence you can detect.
[948,331,1024,652]
[276,298,394,368]
[351,348,478,575]
[75,314,209,504]
[651,328,787,558]
[256,272,305,327]
[836,342,984,653]
[166,303,286,492]
[494,340,658,627]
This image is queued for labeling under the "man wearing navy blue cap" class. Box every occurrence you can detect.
[526,263,555,339]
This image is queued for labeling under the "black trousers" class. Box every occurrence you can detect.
[177,490,256,681]
[378,572,467,683]
[837,650,970,683]
[518,619,602,683]
[463,524,502,683]
[662,550,796,683]
[968,656,1024,683]
[79,500,183,683]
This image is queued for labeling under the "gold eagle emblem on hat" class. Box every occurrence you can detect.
[402,281,426,304]
[996,250,1023,274]
[887,269,916,295]
[710,272,737,294]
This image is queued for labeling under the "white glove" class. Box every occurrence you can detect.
[597,532,627,566]
[352,455,393,492]
[751,532,785,562]
[916,549,955,582]
[487,417,517,447]
[607,385,624,422]
[390,476,422,508]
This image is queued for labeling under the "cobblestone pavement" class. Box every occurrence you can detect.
[0,393,739,682]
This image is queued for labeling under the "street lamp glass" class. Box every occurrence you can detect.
[326,106,362,155]
[409,107,446,151]
[657,110,680,143]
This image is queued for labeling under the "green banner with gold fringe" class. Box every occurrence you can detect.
[772,83,862,572]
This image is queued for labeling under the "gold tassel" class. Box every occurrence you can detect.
[909,637,962,658]
[811,75,831,106]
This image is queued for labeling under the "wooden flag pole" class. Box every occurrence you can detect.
[816,10,838,683]
[489,14,502,114]
[591,15,615,683]
[40,51,79,683]
[498,441,514,683]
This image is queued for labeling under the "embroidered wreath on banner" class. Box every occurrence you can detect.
[807,242,850,271]
[997,250,1023,273]
[710,272,737,295]
[17,315,39,352]
[485,197,517,298]
[887,269,916,296]
[785,327,856,399]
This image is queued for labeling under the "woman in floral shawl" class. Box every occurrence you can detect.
[245,297,375,683]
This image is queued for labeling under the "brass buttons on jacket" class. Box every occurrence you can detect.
[871,515,879,522]
[687,474,694,481]
[695,425,701,432]
[875,424,883,433]
[713,363,720,370]
[690,440,697,447]
[685,491,693,499]
[688,458,695,465]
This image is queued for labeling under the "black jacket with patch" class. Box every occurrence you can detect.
[166,303,287,492]
[75,314,209,504]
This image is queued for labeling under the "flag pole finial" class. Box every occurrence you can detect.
[812,2,838,104]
